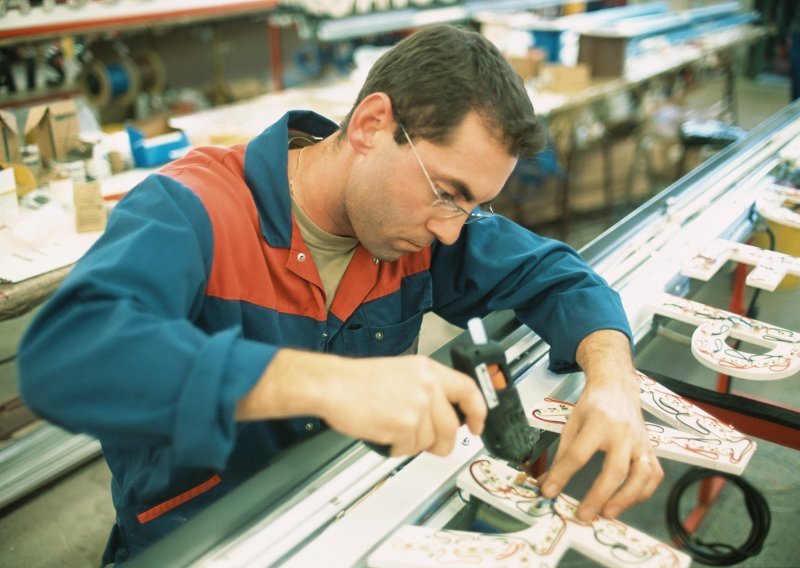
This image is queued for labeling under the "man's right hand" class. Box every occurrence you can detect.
[236,350,487,457]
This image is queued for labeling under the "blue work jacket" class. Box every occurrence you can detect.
[18,111,631,563]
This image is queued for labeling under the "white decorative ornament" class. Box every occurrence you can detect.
[681,239,800,291]
[529,372,756,474]
[756,183,800,230]
[651,293,800,380]
[369,457,691,568]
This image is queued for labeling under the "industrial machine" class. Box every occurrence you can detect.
[131,100,800,567]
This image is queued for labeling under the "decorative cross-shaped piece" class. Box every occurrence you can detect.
[369,457,690,568]
[529,371,756,474]
[651,292,800,380]
[681,239,800,291]
[756,183,800,230]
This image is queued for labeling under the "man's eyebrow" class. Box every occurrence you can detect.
[442,177,476,203]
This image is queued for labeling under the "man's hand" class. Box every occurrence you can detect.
[237,350,487,457]
[322,355,487,456]
[539,330,663,520]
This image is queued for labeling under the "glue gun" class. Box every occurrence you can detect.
[450,317,537,465]
[366,317,537,465]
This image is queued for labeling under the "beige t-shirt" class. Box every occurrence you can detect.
[290,197,358,310]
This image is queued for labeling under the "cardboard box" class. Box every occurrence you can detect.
[73,180,106,233]
[126,114,191,168]
[540,64,591,92]
[506,48,546,81]
[0,110,21,164]
[228,78,267,102]
[24,100,81,168]
[578,34,627,78]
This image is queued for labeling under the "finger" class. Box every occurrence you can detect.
[389,402,434,457]
[390,417,433,457]
[601,452,655,518]
[415,412,437,455]
[557,408,581,448]
[391,441,421,457]
[640,453,664,500]
[536,419,580,489]
[389,429,414,456]
[427,387,461,456]
[541,425,599,498]
[444,371,487,436]
[578,443,633,520]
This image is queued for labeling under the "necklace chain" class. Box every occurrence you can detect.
[289,146,305,195]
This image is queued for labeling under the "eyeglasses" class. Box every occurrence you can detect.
[399,124,494,224]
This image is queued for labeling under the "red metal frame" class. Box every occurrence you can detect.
[715,261,748,392]
[267,20,284,91]
[688,398,800,451]
[685,257,796,536]
[693,260,749,531]
[0,1,278,42]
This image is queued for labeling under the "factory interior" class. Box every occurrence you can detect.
[1,1,799,566]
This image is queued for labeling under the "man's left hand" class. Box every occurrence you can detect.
[539,330,664,521]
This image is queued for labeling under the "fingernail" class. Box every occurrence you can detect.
[543,482,559,498]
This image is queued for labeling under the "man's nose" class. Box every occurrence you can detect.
[426,215,466,246]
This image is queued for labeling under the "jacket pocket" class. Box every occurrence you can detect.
[137,474,222,524]
[342,308,425,357]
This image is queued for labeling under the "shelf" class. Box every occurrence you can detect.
[311,0,574,42]
[0,85,80,109]
[0,0,278,45]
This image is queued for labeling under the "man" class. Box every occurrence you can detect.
[19,25,662,564]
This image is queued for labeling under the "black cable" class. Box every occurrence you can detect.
[0,352,17,366]
[762,223,776,252]
[666,467,771,566]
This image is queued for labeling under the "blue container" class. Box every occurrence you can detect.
[531,29,562,63]
[126,123,191,168]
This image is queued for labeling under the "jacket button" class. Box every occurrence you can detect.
[305,422,314,431]
[297,252,306,262]
[322,332,328,339]
[374,331,384,341]
[373,257,379,264]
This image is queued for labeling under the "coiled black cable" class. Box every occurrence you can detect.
[666,467,771,566]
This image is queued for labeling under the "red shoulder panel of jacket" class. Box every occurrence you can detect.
[162,146,326,321]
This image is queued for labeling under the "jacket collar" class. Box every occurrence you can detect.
[244,111,340,248]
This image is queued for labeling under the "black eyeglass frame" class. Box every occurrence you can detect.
[398,123,495,224]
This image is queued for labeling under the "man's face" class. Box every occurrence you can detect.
[344,112,518,261]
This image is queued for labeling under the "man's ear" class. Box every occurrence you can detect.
[347,92,395,154]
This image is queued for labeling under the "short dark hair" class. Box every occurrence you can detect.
[340,24,546,158]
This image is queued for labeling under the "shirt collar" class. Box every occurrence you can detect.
[244,110,339,248]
